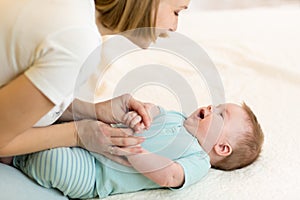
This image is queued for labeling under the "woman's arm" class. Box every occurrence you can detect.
[0,74,54,148]
[127,150,185,188]
[0,122,77,156]
[0,119,143,158]
[0,75,146,158]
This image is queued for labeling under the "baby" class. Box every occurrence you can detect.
[13,102,264,199]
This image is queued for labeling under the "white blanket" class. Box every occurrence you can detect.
[90,6,300,200]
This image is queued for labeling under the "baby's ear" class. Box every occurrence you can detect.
[213,142,232,157]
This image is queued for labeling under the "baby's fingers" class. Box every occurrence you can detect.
[133,122,146,133]
[129,115,142,128]
[123,111,137,126]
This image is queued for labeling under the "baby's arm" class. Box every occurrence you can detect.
[127,150,185,188]
[124,104,185,186]
[124,104,184,187]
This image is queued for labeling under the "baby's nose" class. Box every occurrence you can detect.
[207,105,214,113]
[200,106,213,118]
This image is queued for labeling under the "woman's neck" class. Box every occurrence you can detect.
[95,9,151,48]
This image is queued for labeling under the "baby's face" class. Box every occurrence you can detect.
[183,103,249,152]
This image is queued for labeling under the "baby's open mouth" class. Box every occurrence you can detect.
[198,109,205,119]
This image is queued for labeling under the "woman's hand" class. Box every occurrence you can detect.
[123,111,146,133]
[64,94,154,165]
[75,119,145,166]
[68,94,152,133]
[95,94,152,131]
[123,103,160,132]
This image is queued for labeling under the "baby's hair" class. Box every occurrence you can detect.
[213,102,264,171]
[95,0,160,42]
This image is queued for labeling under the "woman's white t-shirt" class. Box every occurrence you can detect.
[0,0,101,126]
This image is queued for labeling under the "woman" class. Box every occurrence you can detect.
[0,0,190,164]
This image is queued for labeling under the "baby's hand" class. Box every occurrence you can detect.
[122,103,159,133]
[123,111,146,133]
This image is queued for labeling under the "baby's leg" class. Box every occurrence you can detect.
[14,147,97,199]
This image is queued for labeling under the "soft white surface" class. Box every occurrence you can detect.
[0,163,67,200]
[90,6,300,200]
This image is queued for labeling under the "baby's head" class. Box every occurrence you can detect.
[184,103,264,171]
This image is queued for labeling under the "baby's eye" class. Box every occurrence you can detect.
[220,112,224,118]
[174,11,179,16]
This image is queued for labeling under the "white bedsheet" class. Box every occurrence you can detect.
[89,7,300,200]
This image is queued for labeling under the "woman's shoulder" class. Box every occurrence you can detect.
[3,0,99,41]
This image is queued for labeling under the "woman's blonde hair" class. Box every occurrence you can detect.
[95,0,160,42]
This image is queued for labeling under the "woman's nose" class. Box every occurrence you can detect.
[169,19,178,32]
[170,25,177,32]
[169,26,176,32]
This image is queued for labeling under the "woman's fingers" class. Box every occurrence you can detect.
[107,146,143,156]
[102,152,132,167]
[98,124,145,148]
[76,119,146,164]
[101,145,143,166]
[110,135,145,147]
[108,127,134,137]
